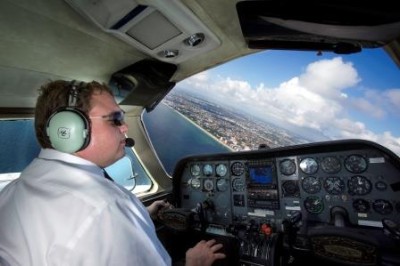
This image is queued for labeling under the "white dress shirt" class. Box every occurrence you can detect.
[0,149,171,266]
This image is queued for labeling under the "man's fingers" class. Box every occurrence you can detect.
[206,239,216,247]
[214,253,226,259]
[210,243,223,251]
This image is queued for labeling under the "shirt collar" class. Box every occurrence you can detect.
[38,148,104,176]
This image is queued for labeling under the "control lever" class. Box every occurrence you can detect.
[382,218,400,241]
[282,211,302,256]
[287,211,302,225]
[194,199,215,232]
[282,211,302,234]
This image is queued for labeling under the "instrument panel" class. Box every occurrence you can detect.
[169,139,400,265]
[173,139,400,233]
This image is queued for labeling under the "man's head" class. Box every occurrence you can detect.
[35,80,128,168]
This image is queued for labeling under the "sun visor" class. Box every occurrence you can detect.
[109,59,177,111]
[236,1,400,54]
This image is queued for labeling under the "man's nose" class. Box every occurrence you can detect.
[119,122,128,134]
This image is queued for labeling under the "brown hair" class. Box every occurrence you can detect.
[34,80,113,148]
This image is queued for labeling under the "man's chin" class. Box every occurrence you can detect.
[116,149,126,160]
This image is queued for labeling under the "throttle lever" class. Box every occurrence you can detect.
[288,211,302,225]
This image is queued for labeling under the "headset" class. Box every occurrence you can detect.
[46,80,91,153]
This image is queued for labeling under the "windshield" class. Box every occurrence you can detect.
[142,48,400,175]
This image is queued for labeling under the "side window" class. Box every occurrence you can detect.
[0,119,40,190]
[0,118,152,195]
[105,147,153,194]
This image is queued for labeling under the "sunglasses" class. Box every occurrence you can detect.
[90,111,125,126]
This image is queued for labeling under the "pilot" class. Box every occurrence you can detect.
[0,80,225,266]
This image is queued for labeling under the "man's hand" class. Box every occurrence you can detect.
[146,200,172,220]
[185,239,226,266]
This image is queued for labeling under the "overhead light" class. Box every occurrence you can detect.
[160,50,179,58]
[184,33,205,47]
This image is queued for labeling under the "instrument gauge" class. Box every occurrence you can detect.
[190,164,201,177]
[323,176,345,195]
[372,199,393,215]
[203,179,214,191]
[216,163,228,177]
[299,157,318,174]
[353,199,370,213]
[216,178,228,192]
[202,164,213,176]
[348,175,372,196]
[279,159,296,175]
[321,156,341,174]
[190,178,201,189]
[375,181,387,191]
[301,176,321,194]
[282,180,300,197]
[231,162,245,176]
[344,154,368,173]
[232,178,245,192]
[304,196,324,214]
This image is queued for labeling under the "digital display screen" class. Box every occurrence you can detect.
[249,165,273,184]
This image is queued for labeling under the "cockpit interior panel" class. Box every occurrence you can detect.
[166,139,400,265]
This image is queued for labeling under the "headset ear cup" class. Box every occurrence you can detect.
[46,108,90,153]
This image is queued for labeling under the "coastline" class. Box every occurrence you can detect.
[163,103,234,151]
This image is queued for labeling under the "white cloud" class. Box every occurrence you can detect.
[299,57,360,99]
[177,57,400,154]
[350,98,385,119]
[383,89,400,114]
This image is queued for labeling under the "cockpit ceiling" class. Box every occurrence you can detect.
[63,0,222,64]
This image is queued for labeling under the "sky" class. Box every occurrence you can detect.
[176,48,400,155]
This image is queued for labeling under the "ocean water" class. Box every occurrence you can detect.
[142,103,231,175]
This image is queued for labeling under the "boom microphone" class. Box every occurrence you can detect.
[125,138,135,147]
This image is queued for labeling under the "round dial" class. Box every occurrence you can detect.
[301,176,321,194]
[279,159,296,175]
[323,176,345,195]
[372,199,393,215]
[232,178,245,192]
[216,163,228,177]
[190,178,201,189]
[353,198,370,212]
[299,157,318,174]
[203,179,214,191]
[375,181,387,191]
[231,162,245,176]
[344,154,368,173]
[190,164,201,176]
[348,175,372,196]
[321,156,341,174]
[304,196,324,214]
[202,164,213,176]
[282,180,300,197]
[216,178,228,192]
